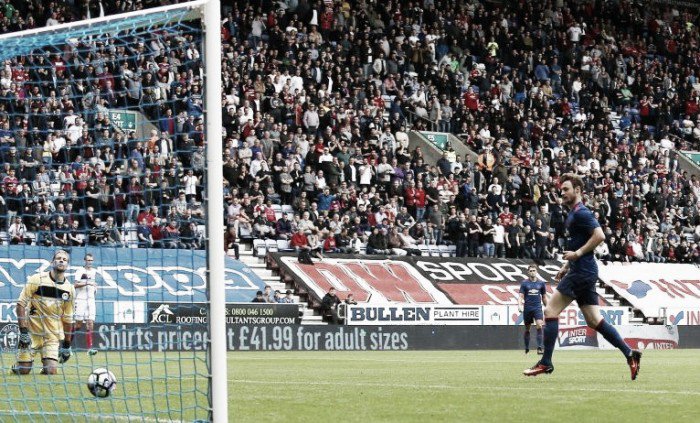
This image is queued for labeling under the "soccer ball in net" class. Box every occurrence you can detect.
[87,368,117,398]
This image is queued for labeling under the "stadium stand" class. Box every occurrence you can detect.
[0,0,697,267]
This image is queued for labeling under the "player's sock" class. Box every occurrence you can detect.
[595,319,632,357]
[540,317,559,366]
[536,328,543,349]
[523,330,530,351]
[86,331,93,350]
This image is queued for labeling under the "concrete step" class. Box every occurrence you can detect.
[254,269,276,279]
[266,282,286,291]
[302,308,318,317]
[301,315,326,324]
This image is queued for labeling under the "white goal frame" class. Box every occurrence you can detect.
[0,1,227,421]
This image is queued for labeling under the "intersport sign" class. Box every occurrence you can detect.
[598,262,700,318]
[274,255,581,306]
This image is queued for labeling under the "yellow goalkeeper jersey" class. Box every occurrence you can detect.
[17,272,75,338]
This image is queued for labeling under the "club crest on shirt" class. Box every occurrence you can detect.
[61,293,70,301]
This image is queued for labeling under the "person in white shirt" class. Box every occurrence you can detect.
[74,254,98,356]
[359,159,374,188]
[567,22,583,43]
[8,216,27,245]
[249,152,264,177]
[493,218,506,258]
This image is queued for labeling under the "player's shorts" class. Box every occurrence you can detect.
[556,272,599,306]
[74,300,96,322]
[523,308,543,325]
[16,333,60,362]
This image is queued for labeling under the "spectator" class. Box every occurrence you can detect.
[251,291,266,303]
[278,290,295,304]
[224,225,240,260]
[320,287,341,324]
[8,216,28,245]
[366,227,390,255]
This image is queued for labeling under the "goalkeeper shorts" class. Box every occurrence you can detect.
[16,333,60,362]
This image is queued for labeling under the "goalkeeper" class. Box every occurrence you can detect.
[12,250,75,375]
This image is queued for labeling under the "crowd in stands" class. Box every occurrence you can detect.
[0,0,698,264]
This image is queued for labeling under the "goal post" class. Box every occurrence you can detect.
[0,0,227,421]
[202,0,227,422]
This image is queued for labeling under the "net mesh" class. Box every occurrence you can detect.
[0,4,213,422]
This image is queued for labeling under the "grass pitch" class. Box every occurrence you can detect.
[0,350,698,422]
[229,350,700,423]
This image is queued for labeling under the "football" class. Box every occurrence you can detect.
[87,368,117,398]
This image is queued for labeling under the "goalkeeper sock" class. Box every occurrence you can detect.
[523,329,530,350]
[536,328,543,349]
[541,318,559,366]
[86,331,93,350]
[595,319,632,357]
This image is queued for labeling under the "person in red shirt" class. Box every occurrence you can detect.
[404,181,418,218]
[290,228,309,251]
[415,181,427,221]
[499,206,515,228]
[463,87,480,111]
[323,232,339,253]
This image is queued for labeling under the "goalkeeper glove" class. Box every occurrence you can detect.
[18,327,30,349]
[58,340,72,363]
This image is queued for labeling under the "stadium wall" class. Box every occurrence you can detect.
[271,254,700,320]
[0,245,267,321]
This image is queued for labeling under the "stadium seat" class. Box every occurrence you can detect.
[239,225,253,239]
[438,245,451,257]
[24,232,36,245]
[277,239,293,251]
[252,239,266,257]
[281,205,294,214]
[126,229,138,248]
[265,239,279,253]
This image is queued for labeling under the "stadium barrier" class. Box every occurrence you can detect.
[271,254,601,306]
[0,245,268,323]
[341,304,630,326]
[0,322,687,351]
[271,254,700,319]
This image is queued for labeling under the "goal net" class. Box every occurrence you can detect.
[0,0,228,421]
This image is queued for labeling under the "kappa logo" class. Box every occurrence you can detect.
[151,304,174,323]
[0,323,20,351]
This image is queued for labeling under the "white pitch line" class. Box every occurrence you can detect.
[0,410,184,423]
[231,379,700,396]
[231,357,627,364]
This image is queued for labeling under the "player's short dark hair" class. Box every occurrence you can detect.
[560,173,584,192]
[53,249,70,260]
